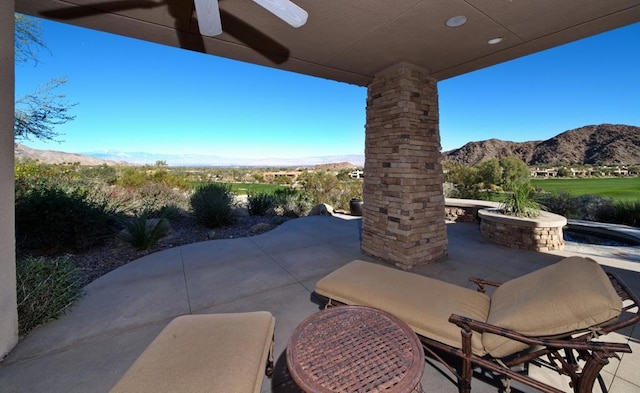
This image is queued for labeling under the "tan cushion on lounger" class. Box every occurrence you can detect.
[110,312,275,393]
[316,260,491,355]
[483,257,622,358]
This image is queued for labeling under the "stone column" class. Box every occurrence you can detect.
[362,63,447,269]
[0,4,18,357]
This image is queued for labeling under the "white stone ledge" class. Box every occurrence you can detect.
[478,208,567,228]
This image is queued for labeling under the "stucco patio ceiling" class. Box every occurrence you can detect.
[16,0,640,86]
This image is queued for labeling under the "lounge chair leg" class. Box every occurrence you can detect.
[460,327,473,393]
[576,350,609,393]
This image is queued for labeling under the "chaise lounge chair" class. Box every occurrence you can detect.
[314,257,640,393]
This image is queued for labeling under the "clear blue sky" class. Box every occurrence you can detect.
[15,18,640,159]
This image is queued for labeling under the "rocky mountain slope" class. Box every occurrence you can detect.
[443,124,640,166]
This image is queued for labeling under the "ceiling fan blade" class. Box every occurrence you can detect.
[194,0,223,36]
[252,0,308,28]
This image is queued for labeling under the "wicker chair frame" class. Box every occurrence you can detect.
[318,272,639,393]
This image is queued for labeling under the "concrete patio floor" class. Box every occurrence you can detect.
[0,215,638,392]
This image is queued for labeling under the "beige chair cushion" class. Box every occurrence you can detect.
[483,257,622,358]
[315,260,491,355]
[110,312,275,393]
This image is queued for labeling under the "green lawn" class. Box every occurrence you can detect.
[531,177,640,201]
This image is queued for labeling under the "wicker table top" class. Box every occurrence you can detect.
[286,305,425,393]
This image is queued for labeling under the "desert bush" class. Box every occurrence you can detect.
[297,171,362,210]
[120,210,170,250]
[15,161,80,199]
[537,192,620,222]
[536,191,580,218]
[573,195,614,221]
[116,165,191,189]
[595,200,640,227]
[15,186,116,255]
[16,255,83,336]
[77,164,117,185]
[135,182,190,214]
[272,188,312,217]
[84,183,190,217]
[190,183,235,228]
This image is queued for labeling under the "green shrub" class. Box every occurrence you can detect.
[538,192,614,221]
[116,165,191,189]
[537,191,580,218]
[120,211,170,250]
[15,161,77,199]
[15,186,116,255]
[596,200,640,227]
[248,192,274,216]
[16,255,83,336]
[500,181,541,218]
[190,183,234,228]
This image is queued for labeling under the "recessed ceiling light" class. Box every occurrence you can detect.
[445,15,467,28]
[488,37,503,45]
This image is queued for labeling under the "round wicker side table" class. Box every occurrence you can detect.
[286,305,425,392]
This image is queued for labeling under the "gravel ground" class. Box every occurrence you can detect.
[71,214,292,287]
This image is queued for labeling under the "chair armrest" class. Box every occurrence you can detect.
[448,314,632,354]
[468,278,503,293]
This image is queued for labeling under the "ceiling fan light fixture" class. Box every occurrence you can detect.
[488,37,503,45]
[445,15,467,28]
[253,0,308,28]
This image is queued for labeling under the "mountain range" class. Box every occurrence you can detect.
[442,124,640,166]
[14,143,365,167]
[15,124,639,167]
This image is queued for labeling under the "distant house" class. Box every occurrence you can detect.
[613,166,629,176]
[531,168,557,178]
[349,169,364,179]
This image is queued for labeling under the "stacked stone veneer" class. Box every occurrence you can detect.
[361,63,447,269]
[479,209,566,252]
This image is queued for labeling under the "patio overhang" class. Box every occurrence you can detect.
[14,0,640,86]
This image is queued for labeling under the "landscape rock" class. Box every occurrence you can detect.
[309,203,334,216]
[251,223,271,232]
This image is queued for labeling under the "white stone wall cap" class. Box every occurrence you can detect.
[478,208,567,228]
[445,198,501,209]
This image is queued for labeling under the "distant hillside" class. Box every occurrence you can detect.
[14,143,365,167]
[14,143,126,166]
[443,124,640,166]
[313,162,360,170]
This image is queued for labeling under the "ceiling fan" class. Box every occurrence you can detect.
[193,0,308,36]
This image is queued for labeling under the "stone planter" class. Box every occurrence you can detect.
[478,208,567,252]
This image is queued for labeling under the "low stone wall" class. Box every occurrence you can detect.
[478,209,567,252]
[444,198,500,223]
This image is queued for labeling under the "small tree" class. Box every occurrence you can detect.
[15,78,76,142]
[475,159,502,188]
[499,156,530,186]
[14,15,76,142]
[15,14,47,65]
